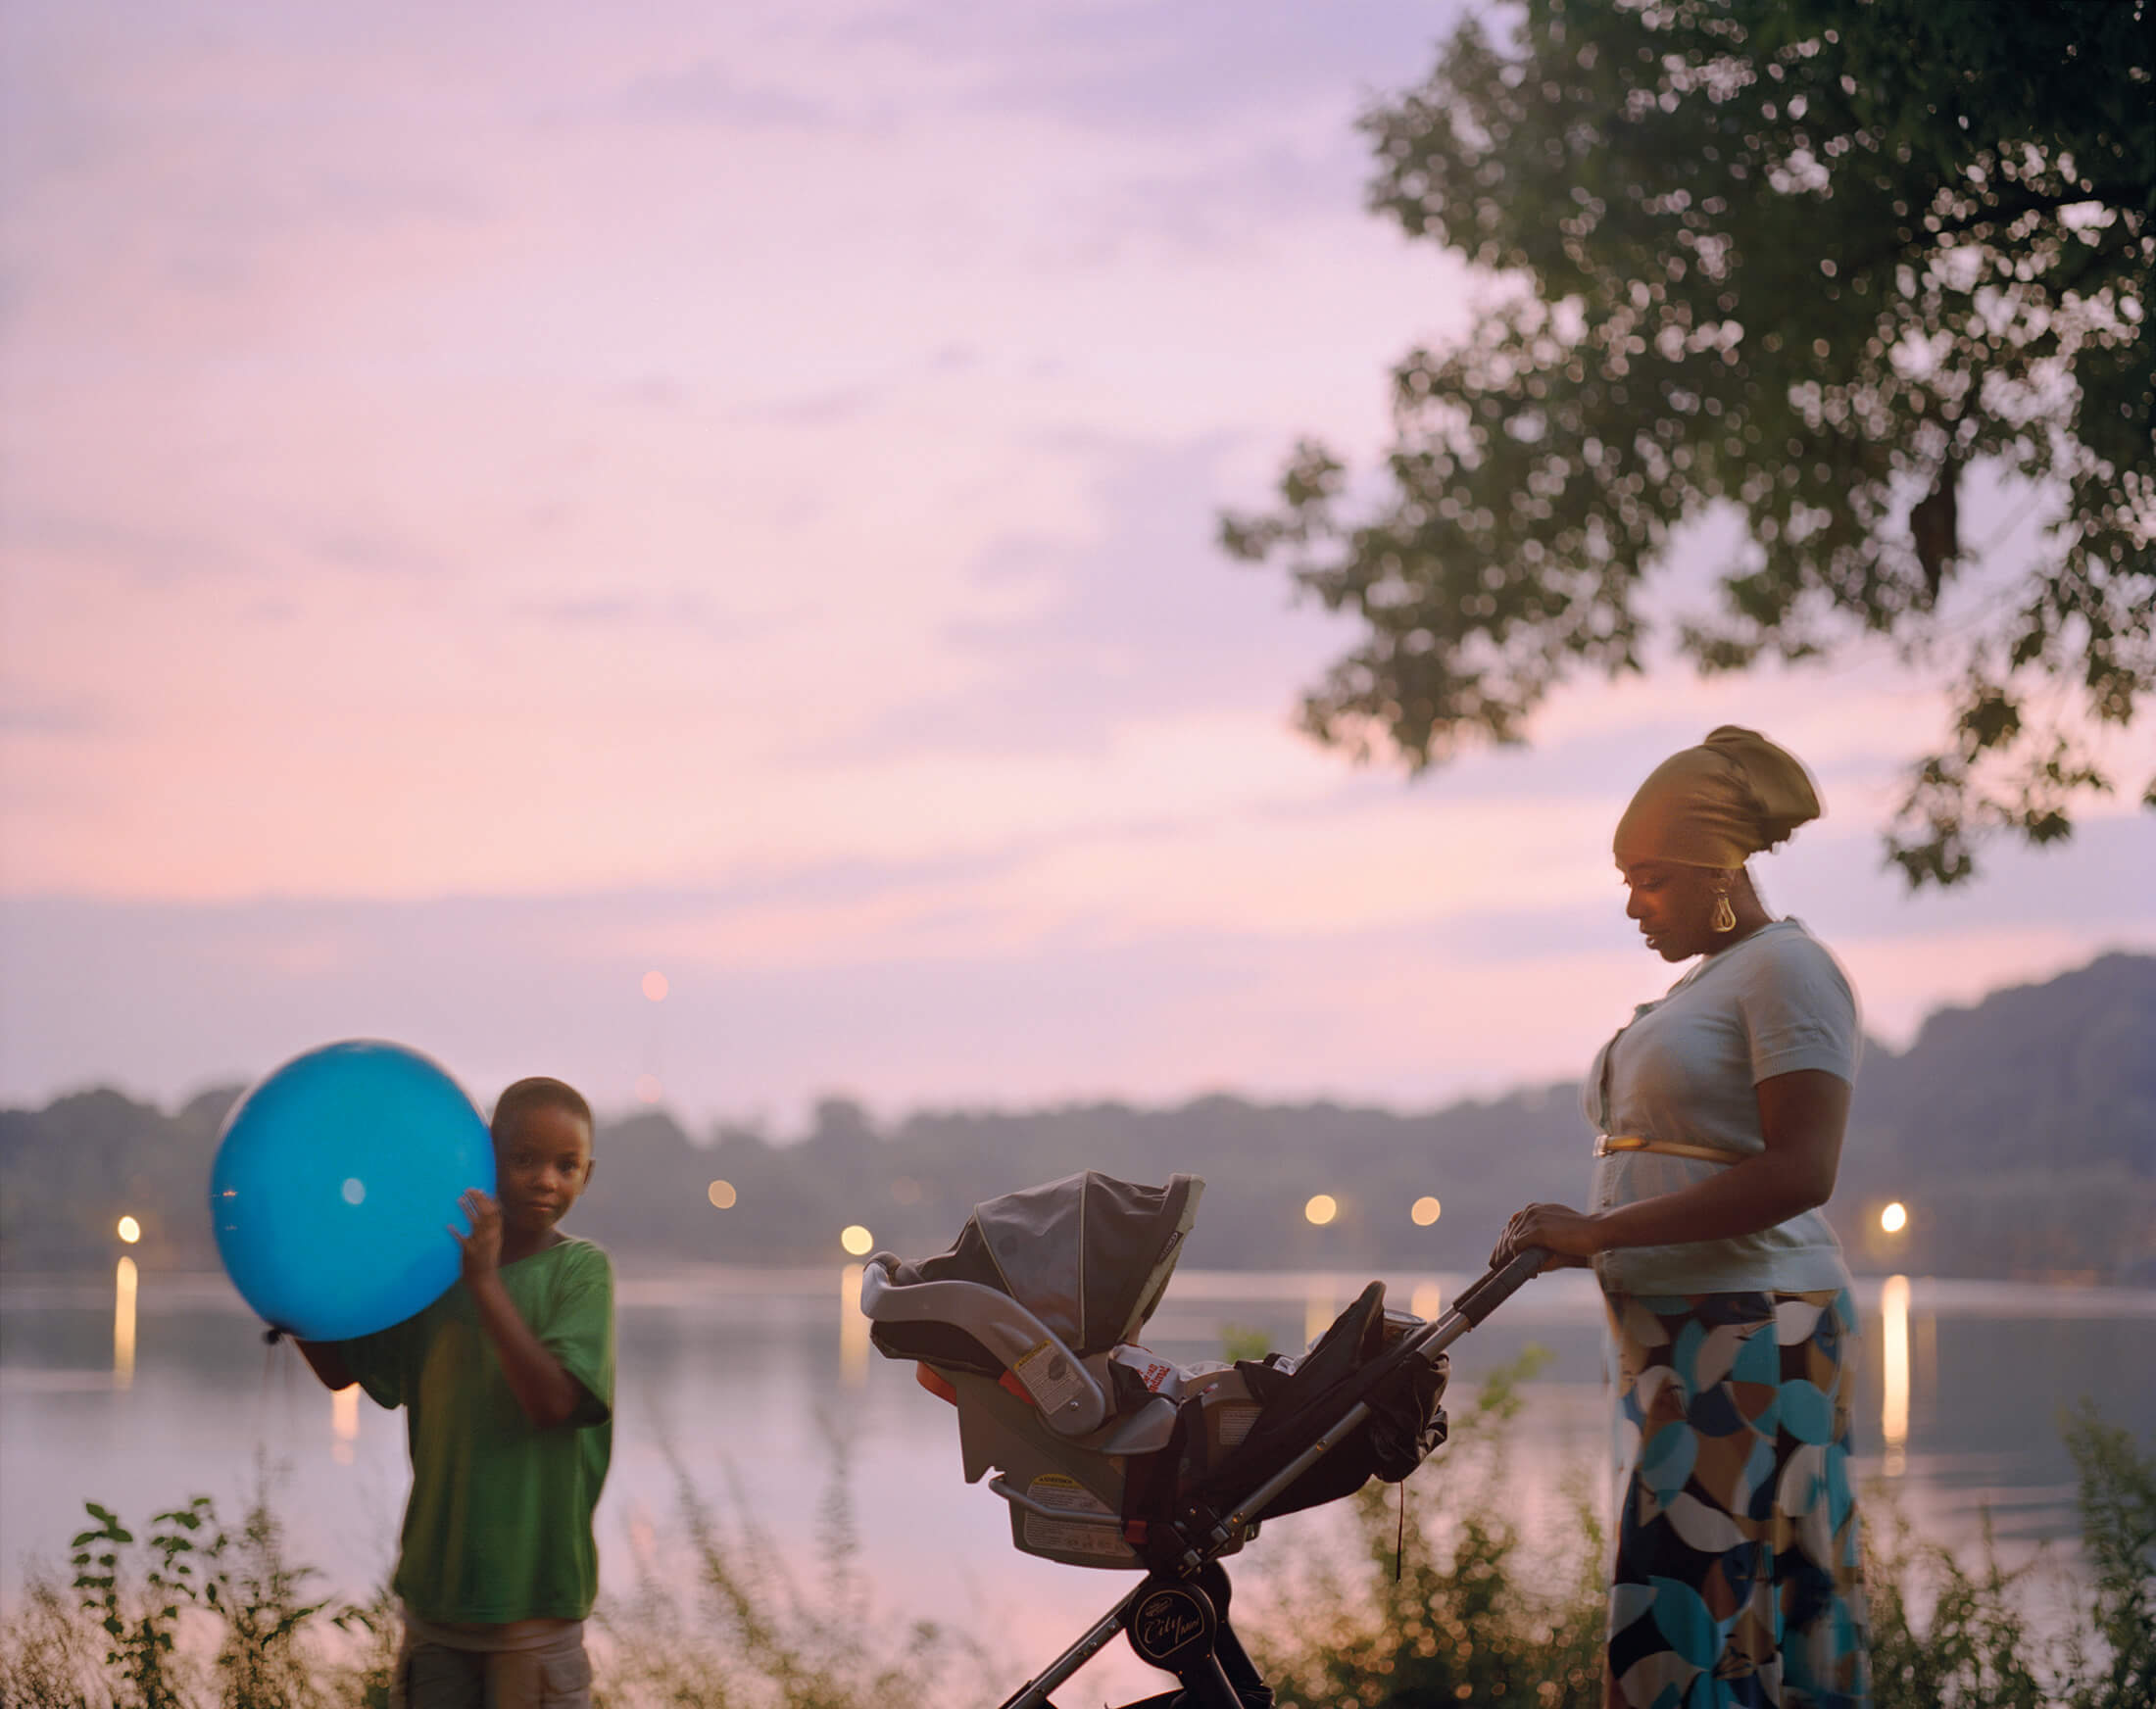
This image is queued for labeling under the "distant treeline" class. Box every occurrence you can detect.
[5,954,2152,1285]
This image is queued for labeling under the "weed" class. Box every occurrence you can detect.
[593,1413,993,1709]
[7,1490,379,1709]
[1246,1347,1607,1709]
[6,1397,2151,1708]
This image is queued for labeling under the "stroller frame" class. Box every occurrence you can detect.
[865,1197,1549,1709]
[982,1246,1548,1709]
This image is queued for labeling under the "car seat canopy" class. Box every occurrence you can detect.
[879,1170,1201,1357]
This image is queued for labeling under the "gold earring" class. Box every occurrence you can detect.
[1711,887,1738,934]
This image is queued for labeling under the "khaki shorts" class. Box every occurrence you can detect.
[391,1618,592,1709]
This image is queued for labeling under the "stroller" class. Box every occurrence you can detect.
[860,1170,1545,1708]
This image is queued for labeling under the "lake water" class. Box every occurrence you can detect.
[5,1265,2153,1703]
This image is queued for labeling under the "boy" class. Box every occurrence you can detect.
[299,1076,613,1709]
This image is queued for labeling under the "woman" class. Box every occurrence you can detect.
[1494,726,1870,1709]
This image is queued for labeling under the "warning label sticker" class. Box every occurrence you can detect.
[1020,1474,1133,1559]
[1024,1515,1135,1558]
[1026,1473,1112,1515]
[1215,1403,1261,1448]
[1011,1340,1092,1418]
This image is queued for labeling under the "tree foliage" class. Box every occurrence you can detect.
[1223,0,2154,884]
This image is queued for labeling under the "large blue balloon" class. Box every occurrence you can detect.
[210,1041,494,1341]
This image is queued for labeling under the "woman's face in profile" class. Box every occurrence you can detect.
[1618,859,1721,961]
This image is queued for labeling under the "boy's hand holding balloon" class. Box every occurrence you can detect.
[454,1189,504,1283]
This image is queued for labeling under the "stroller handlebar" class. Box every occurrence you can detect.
[1447,1246,1549,1331]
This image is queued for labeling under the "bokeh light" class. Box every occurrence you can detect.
[1881,1201,1908,1234]
[1410,1196,1441,1227]
[840,1224,874,1256]
[116,1215,141,1245]
[641,971,668,1002]
[1303,1194,1338,1227]
[707,1180,737,1210]
[634,1074,662,1104]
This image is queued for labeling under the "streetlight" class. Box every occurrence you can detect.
[1881,1201,1907,1234]
[840,1224,874,1256]
[1303,1195,1338,1227]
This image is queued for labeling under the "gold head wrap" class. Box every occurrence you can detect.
[1612,726,1822,869]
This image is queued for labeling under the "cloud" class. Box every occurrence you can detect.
[1066,135,1375,258]
[854,0,1453,135]
[512,596,637,628]
[615,62,841,129]
[728,385,888,427]
[0,509,255,585]
[0,699,110,739]
[820,432,1353,759]
[7,813,2148,1124]
[311,529,445,579]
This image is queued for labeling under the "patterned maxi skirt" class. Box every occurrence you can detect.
[1602,1288,1870,1709]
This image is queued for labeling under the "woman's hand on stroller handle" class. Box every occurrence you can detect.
[1493,1202,1600,1272]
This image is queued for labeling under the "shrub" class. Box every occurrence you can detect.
[1245,1348,1607,1709]
[1864,1404,2156,1709]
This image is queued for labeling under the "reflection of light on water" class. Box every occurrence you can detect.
[1881,1273,1911,1477]
[332,1385,360,1465]
[624,1498,659,1572]
[1409,1281,1443,1324]
[1303,1279,1336,1349]
[113,1256,137,1390]
[839,1264,868,1386]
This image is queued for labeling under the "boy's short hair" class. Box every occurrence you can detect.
[491,1077,594,1145]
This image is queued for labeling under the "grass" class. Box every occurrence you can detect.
[592,1409,991,1708]
[4,1385,2149,1708]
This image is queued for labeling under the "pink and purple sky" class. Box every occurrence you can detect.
[4,0,2150,1134]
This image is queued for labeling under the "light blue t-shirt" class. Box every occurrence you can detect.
[1584,918,1858,1294]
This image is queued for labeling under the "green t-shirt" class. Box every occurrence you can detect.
[343,1237,614,1623]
